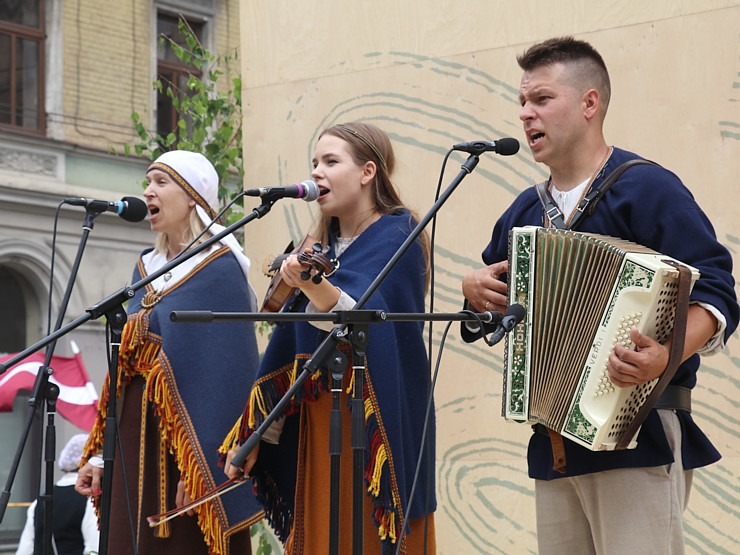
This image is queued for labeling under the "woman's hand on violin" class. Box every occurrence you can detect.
[279,253,307,288]
[280,253,340,312]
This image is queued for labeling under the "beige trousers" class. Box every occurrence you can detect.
[535,411,693,555]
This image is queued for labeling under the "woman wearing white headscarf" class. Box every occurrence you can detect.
[75,151,261,555]
[17,434,99,555]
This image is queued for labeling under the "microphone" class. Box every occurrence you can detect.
[244,180,319,202]
[65,196,148,222]
[488,303,526,345]
[452,138,520,156]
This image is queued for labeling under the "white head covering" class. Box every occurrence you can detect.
[58,434,88,472]
[147,151,252,282]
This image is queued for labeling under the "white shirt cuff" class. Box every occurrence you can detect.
[694,301,727,356]
[306,289,356,331]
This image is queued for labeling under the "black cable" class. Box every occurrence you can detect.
[394,149,501,553]
[460,309,501,347]
[395,318,455,555]
[395,148,455,554]
[172,191,247,260]
[46,202,65,336]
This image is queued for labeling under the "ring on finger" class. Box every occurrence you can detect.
[485,301,491,311]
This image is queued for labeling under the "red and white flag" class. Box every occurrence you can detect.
[0,345,98,431]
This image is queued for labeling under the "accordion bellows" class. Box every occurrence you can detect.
[503,226,699,451]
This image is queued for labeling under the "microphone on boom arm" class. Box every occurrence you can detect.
[452,138,520,156]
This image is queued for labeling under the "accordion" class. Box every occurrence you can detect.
[502,226,699,451]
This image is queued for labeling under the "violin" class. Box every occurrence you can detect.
[260,235,339,313]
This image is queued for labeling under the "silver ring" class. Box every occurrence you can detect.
[485,301,491,311]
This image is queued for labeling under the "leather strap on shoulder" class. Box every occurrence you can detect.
[535,180,568,229]
[534,159,659,230]
[570,159,658,230]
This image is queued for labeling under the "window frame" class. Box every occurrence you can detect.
[0,3,46,135]
[154,10,206,140]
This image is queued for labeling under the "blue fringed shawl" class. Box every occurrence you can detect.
[85,245,262,554]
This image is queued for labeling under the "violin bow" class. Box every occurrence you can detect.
[146,476,249,528]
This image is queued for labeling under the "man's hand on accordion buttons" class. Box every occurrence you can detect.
[462,261,508,314]
[609,327,670,388]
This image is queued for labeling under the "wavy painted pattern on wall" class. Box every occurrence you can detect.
[246,46,739,555]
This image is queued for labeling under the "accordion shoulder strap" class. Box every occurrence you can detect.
[535,158,659,230]
[535,180,567,229]
[615,261,693,450]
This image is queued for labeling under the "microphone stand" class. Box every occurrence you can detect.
[0,207,105,555]
[171,309,497,555]
[0,198,282,554]
[220,153,483,555]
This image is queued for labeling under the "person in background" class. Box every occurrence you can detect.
[17,434,99,555]
[75,150,261,554]
[461,36,738,554]
[224,122,436,554]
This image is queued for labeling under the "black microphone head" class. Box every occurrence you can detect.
[120,196,148,222]
[506,303,526,322]
[495,138,520,156]
[300,180,319,202]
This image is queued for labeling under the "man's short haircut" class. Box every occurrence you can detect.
[517,36,611,113]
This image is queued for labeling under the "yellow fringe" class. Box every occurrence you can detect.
[345,367,356,395]
[377,509,397,542]
[147,360,228,555]
[246,358,305,431]
[291,358,299,385]
[365,396,373,420]
[218,415,243,455]
[388,511,396,542]
[362,371,404,547]
[248,384,266,430]
[81,314,148,463]
[367,444,388,497]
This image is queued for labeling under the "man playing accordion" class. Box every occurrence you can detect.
[462,36,738,555]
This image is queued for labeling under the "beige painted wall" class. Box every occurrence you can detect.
[239,2,740,553]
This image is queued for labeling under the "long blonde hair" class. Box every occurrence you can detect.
[312,122,431,291]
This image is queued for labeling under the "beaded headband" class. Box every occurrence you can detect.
[333,124,388,173]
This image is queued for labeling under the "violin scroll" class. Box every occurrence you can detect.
[298,242,333,284]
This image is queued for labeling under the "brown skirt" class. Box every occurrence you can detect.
[285,374,435,555]
[104,375,252,555]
